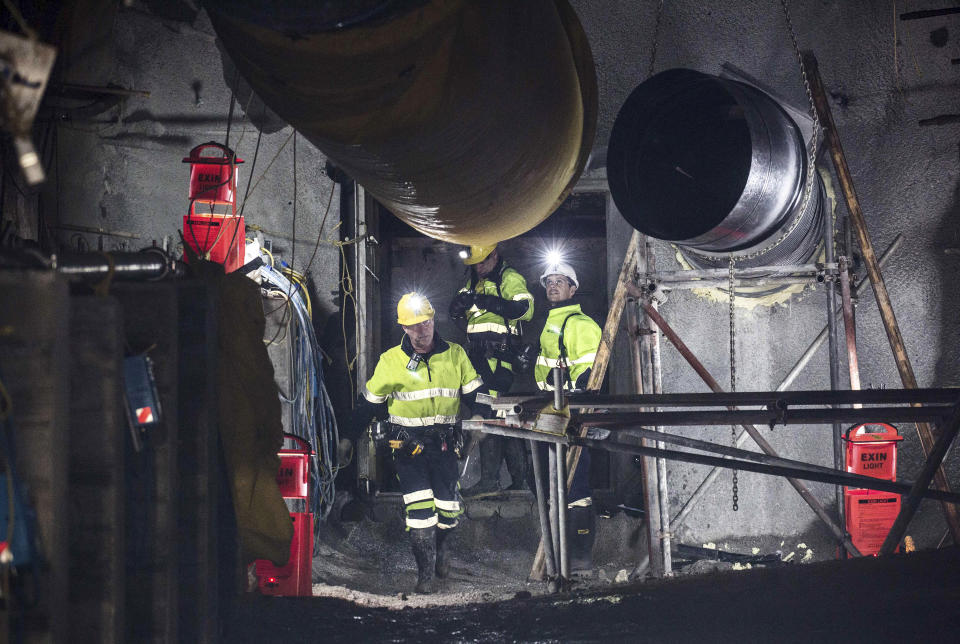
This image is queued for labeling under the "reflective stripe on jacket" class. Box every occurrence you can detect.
[363,335,481,427]
[461,264,534,337]
[536,303,601,391]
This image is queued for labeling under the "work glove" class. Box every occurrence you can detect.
[449,291,474,319]
[473,293,505,316]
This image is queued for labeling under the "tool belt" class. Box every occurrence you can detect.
[468,337,514,364]
[387,424,463,458]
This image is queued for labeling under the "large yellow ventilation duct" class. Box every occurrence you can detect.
[205,0,597,245]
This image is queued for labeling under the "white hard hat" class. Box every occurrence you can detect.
[540,262,579,289]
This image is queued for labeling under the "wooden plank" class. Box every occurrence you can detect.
[803,50,960,544]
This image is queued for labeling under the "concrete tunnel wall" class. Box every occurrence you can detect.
[37,0,960,557]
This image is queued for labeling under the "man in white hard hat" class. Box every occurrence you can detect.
[347,292,487,593]
[536,260,601,575]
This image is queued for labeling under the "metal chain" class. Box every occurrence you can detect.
[647,0,665,78]
[728,257,739,512]
[688,0,821,266]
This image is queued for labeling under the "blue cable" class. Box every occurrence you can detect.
[260,263,340,521]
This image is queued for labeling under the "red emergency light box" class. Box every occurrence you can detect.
[843,423,903,556]
[181,213,245,273]
[844,423,903,482]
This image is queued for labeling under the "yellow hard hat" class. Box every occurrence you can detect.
[397,292,435,326]
[459,243,497,265]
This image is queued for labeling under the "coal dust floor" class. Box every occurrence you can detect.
[302,493,637,610]
[227,545,960,642]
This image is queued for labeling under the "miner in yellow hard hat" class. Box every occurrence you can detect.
[449,242,535,498]
[346,291,487,594]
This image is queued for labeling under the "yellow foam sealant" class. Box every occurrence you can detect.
[669,168,838,311]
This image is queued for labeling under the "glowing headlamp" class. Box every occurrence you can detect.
[458,248,470,260]
[408,293,424,313]
[545,249,564,267]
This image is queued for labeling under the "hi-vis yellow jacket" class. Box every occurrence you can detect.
[536,303,601,391]
[363,334,483,427]
[460,261,534,338]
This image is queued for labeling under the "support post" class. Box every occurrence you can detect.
[548,447,560,580]
[838,255,861,396]
[639,306,664,578]
[803,50,960,543]
[557,443,569,581]
[821,180,847,539]
[650,301,673,576]
[529,440,556,580]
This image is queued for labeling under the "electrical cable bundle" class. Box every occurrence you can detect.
[260,262,340,523]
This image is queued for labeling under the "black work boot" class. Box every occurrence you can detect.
[464,436,502,497]
[435,528,453,579]
[568,506,596,575]
[410,527,437,594]
[504,438,529,491]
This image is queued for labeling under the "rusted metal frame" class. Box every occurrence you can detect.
[577,406,949,427]
[633,236,900,577]
[803,50,960,542]
[880,403,960,554]
[639,300,862,557]
[530,229,642,580]
[838,255,862,396]
[468,422,960,505]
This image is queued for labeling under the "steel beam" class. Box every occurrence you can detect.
[578,406,949,427]
[485,387,959,412]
